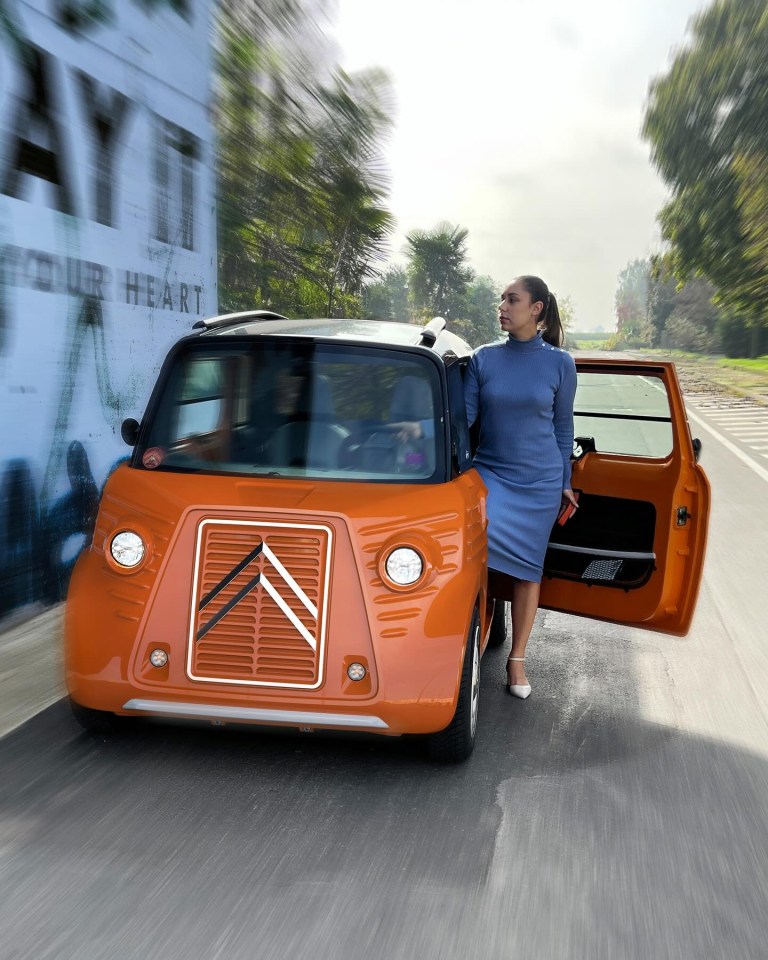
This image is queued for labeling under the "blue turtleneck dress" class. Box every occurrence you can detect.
[464,333,577,583]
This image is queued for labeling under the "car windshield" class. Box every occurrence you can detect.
[137,339,444,482]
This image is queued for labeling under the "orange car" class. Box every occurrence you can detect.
[65,312,710,761]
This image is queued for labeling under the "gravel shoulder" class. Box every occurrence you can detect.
[627,352,768,405]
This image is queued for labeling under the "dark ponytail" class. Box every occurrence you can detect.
[518,275,564,347]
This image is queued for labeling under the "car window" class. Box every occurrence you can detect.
[574,371,673,458]
[175,357,226,438]
[139,341,445,482]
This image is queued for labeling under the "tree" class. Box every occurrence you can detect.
[215,14,312,312]
[642,0,768,352]
[405,222,473,318]
[614,260,650,336]
[557,294,576,333]
[647,267,723,350]
[362,266,411,322]
[554,294,577,348]
[448,275,500,346]
[299,69,395,317]
[215,3,395,317]
[646,270,678,347]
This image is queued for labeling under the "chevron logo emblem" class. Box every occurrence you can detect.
[196,538,318,650]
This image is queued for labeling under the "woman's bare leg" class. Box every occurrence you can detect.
[507,579,540,686]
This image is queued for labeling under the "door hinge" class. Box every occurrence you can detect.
[676,506,691,526]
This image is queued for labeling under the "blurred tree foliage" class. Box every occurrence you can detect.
[364,221,579,349]
[450,275,501,347]
[608,257,729,353]
[614,259,650,339]
[642,0,768,355]
[216,1,394,316]
[362,247,501,348]
[404,222,474,320]
[361,265,410,322]
[556,294,577,349]
[215,9,576,344]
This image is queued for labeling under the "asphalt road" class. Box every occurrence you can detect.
[1,394,768,960]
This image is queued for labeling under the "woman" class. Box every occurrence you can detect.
[464,275,577,699]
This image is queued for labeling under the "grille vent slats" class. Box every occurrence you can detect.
[189,521,328,687]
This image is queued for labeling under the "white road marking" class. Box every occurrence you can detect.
[686,406,768,484]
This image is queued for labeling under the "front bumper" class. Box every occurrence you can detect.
[122,698,390,730]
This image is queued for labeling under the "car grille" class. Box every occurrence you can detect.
[187,519,331,688]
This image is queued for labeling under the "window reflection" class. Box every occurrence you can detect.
[141,344,442,480]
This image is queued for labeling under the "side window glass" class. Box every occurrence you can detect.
[574,372,673,458]
[447,361,472,474]
[175,357,225,439]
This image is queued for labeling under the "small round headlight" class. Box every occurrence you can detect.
[385,547,423,586]
[110,530,145,568]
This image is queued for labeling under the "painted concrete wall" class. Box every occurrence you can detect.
[0,0,217,620]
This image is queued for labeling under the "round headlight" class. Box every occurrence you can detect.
[110,530,146,568]
[385,547,423,586]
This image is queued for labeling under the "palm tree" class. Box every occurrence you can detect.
[405,222,473,317]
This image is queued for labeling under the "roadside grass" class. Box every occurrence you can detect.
[718,355,768,373]
[623,347,702,360]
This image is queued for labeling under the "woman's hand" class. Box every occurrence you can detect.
[393,421,422,443]
[562,488,579,509]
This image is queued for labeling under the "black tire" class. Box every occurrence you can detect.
[487,600,508,648]
[428,607,481,763]
[69,697,121,735]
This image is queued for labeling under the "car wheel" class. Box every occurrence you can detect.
[69,697,121,735]
[428,607,480,763]
[487,600,507,648]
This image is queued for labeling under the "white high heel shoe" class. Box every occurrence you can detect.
[507,656,531,700]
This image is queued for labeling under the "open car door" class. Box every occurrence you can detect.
[538,359,710,636]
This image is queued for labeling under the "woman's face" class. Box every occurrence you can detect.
[498,279,542,339]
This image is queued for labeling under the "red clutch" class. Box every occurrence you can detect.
[557,491,580,526]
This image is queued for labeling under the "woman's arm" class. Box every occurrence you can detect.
[463,353,481,428]
[554,353,577,489]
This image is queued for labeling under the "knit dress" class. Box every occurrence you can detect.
[464,333,577,583]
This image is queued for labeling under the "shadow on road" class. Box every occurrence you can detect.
[0,617,766,960]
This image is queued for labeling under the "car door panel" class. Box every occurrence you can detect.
[538,360,710,636]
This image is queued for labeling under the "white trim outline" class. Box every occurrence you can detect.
[187,519,333,689]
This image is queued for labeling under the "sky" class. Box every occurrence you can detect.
[329,0,708,331]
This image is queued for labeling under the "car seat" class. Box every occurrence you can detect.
[266,375,349,470]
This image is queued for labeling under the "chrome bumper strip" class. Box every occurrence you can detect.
[122,699,389,730]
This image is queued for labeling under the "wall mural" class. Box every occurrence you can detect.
[0,0,216,620]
